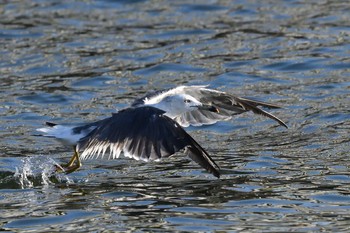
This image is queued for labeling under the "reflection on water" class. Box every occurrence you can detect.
[1,0,350,232]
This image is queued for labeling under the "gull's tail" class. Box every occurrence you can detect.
[35,122,81,145]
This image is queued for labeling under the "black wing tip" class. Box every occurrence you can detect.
[186,146,221,178]
[45,122,57,127]
[32,133,44,137]
[281,122,289,129]
[259,103,283,109]
[233,98,289,129]
[212,169,221,178]
[203,164,221,178]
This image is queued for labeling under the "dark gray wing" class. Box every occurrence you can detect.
[174,85,288,128]
[77,106,220,178]
[71,121,104,135]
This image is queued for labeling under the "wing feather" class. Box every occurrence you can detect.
[77,106,220,177]
[172,86,287,128]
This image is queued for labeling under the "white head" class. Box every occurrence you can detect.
[147,94,217,119]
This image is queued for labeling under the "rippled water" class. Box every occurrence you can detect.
[1,0,349,232]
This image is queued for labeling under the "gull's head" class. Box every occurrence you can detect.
[151,94,218,119]
[176,94,202,109]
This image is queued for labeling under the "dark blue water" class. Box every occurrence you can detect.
[1,0,349,232]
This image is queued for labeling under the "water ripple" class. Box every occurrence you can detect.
[0,0,349,232]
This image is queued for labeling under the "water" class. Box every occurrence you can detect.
[1,0,349,232]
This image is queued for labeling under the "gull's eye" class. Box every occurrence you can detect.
[184,99,191,103]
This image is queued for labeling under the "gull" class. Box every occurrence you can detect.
[36,85,287,178]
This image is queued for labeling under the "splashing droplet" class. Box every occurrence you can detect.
[14,156,73,188]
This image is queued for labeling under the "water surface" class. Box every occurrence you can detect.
[0,0,349,232]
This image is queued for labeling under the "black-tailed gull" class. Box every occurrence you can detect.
[36,85,287,178]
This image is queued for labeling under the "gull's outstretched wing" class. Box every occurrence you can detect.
[77,106,220,178]
[171,85,288,128]
[131,88,173,107]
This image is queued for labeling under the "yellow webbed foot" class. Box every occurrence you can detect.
[55,145,82,174]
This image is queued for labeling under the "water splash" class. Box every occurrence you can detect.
[14,156,73,188]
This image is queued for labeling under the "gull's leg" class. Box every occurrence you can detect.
[55,145,81,174]
[65,145,78,167]
[64,145,82,174]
